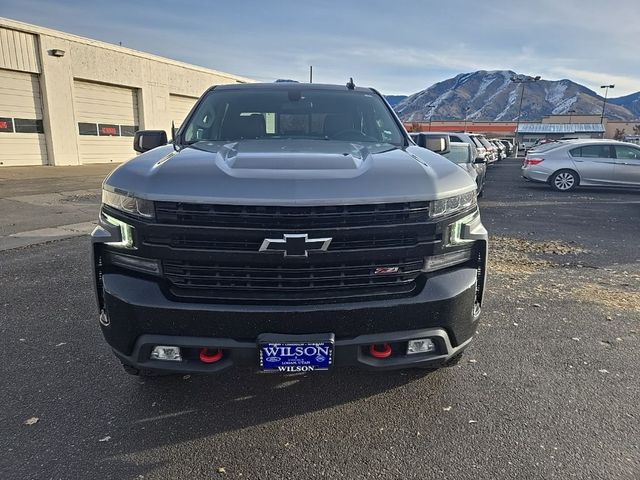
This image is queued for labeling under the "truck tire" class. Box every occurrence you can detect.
[444,351,464,367]
[120,361,162,377]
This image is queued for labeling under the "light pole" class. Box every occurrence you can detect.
[568,109,576,124]
[600,84,614,124]
[463,107,470,131]
[511,74,541,153]
[427,104,435,130]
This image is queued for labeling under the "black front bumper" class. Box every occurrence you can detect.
[100,266,480,373]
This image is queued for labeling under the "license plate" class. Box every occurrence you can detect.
[259,340,333,372]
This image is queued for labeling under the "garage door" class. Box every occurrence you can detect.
[169,94,198,130]
[0,69,48,166]
[74,80,139,164]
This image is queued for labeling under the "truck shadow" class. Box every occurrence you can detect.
[92,366,451,477]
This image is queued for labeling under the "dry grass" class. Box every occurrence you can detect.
[574,283,640,312]
[488,236,640,312]
[488,235,584,276]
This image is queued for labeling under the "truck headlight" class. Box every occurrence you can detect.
[102,189,154,219]
[430,191,476,218]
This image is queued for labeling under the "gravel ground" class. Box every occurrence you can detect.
[1,158,638,479]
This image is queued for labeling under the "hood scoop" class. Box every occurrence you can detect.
[229,152,361,170]
[214,140,372,179]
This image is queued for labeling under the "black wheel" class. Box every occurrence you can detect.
[444,351,464,367]
[550,169,579,192]
[121,362,141,376]
[120,361,162,377]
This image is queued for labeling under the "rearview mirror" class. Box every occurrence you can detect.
[474,157,486,164]
[133,130,168,153]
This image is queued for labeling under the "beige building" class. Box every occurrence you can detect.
[0,17,253,167]
[542,114,640,139]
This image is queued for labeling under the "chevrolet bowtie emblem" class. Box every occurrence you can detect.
[259,234,332,257]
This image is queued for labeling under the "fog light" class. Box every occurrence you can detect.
[423,249,473,272]
[108,251,160,275]
[150,346,182,361]
[407,338,436,355]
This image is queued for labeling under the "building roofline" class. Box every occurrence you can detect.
[0,16,255,84]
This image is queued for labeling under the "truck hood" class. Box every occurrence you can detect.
[104,139,476,205]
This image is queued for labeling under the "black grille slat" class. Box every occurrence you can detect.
[168,283,417,303]
[146,232,432,252]
[155,201,431,228]
[163,259,423,290]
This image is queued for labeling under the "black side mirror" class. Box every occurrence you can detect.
[133,130,168,153]
[424,136,450,155]
[474,157,486,164]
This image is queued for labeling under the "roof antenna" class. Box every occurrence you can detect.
[346,77,355,90]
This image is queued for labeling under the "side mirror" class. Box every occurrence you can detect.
[424,135,450,154]
[474,157,486,164]
[133,130,168,153]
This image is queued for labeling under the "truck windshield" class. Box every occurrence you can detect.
[181,88,405,146]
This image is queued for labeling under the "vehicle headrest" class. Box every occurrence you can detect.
[221,114,266,140]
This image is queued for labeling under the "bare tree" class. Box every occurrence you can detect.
[613,128,626,140]
[633,124,640,135]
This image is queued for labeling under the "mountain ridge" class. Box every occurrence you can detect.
[393,70,639,122]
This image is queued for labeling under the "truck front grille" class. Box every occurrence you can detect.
[133,202,444,304]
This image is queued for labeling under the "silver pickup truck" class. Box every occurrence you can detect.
[91,82,488,376]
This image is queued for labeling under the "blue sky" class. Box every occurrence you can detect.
[1,0,639,96]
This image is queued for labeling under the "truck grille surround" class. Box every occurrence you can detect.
[121,201,476,305]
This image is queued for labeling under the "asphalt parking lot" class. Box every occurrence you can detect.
[1,158,639,480]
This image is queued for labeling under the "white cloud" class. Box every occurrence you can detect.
[549,68,639,97]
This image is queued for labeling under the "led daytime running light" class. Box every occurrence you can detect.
[103,213,135,249]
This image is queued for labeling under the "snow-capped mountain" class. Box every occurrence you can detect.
[384,95,408,107]
[610,92,640,118]
[395,70,638,122]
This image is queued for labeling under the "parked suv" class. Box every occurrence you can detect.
[434,131,481,163]
[92,83,488,375]
[443,142,487,196]
[471,134,497,163]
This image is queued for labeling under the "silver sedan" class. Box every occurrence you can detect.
[521,140,640,191]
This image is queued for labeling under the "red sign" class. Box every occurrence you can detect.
[0,118,13,132]
[100,126,118,135]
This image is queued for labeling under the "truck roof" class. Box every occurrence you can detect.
[213,82,374,93]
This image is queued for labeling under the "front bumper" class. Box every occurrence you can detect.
[114,327,473,373]
[100,266,480,373]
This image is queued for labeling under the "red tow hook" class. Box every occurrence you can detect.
[369,343,393,359]
[199,348,223,363]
